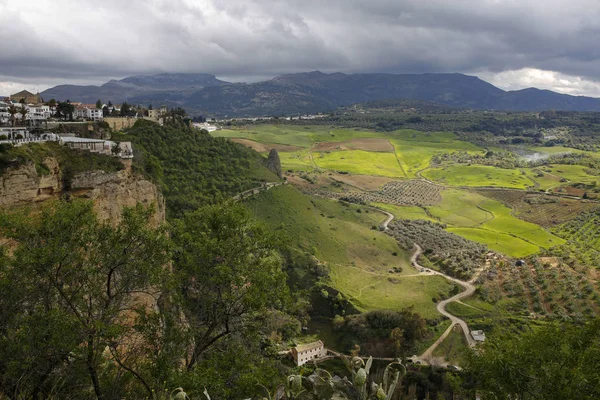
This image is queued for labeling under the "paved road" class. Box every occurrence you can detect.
[373,206,478,361]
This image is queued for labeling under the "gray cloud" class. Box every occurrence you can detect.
[2,0,600,96]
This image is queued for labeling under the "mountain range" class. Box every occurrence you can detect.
[41,71,600,116]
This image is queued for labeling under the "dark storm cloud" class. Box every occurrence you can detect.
[2,0,600,95]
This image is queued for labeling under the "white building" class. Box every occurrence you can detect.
[471,330,486,342]
[26,104,52,121]
[192,122,217,132]
[73,105,103,121]
[291,341,327,366]
[86,107,103,121]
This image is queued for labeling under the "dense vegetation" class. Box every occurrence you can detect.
[0,200,297,399]
[387,219,487,279]
[331,309,428,357]
[465,320,600,399]
[0,142,123,176]
[115,120,278,216]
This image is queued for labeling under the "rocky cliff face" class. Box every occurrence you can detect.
[266,149,282,179]
[0,158,165,224]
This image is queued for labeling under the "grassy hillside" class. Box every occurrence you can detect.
[115,120,278,217]
[244,185,456,318]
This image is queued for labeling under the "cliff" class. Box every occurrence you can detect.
[0,158,165,224]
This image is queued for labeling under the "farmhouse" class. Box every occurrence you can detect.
[471,330,486,342]
[291,340,326,366]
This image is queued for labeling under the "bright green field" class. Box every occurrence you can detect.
[278,150,314,170]
[375,188,562,257]
[477,198,564,248]
[524,164,599,190]
[330,265,455,319]
[427,189,493,227]
[214,125,486,178]
[448,227,539,257]
[391,139,483,178]
[442,195,564,257]
[314,150,406,178]
[244,185,456,318]
[423,165,535,189]
[215,125,383,148]
[545,164,598,184]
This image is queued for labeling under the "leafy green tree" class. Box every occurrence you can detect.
[172,202,289,371]
[96,99,103,109]
[56,101,74,120]
[120,102,132,117]
[0,200,171,399]
[465,321,600,399]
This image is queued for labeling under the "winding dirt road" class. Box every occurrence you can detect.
[374,207,478,361]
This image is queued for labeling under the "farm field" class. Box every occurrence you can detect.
[422,165,535,189]
[447,227,540,257]
[475,189,598,227]
[314,150,406,178]
[427,189,493,227]
[524,164,599,190]
[476,255,600,319]
[244,185,457,318]
[215,125,487,179]
[390,138,482,178]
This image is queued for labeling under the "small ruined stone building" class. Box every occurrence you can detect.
[292,340,326,366]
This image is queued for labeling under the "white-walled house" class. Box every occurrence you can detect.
[291,341,327,366]
[86,107,103,121]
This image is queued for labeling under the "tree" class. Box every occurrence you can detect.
[465,321,600,399]
[172,202,289,371]
[120,102,131,117]
[46,98,57,108]
[56,101,74,120]
[7,104,19,127]
[95,99,102,109]
[0,200,171,399]
[19,105,28,124]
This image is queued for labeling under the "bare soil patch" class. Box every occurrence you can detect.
[312,138,394,152]
[230,138,301,152]
[347,138,395,152]
[312,142,350,152]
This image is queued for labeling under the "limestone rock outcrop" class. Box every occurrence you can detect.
[266,148,282,179]
[0,159,165,224]
[0,157,61,206]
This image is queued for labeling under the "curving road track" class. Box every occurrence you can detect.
[374,207,478,361]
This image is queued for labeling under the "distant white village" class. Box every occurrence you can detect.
[0,90,148,159]
[0,90,172,127]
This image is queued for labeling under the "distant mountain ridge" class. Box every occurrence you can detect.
[41,73,230,104]
[41,71,600,115]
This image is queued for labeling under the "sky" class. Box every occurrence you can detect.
[2,0,600,96]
